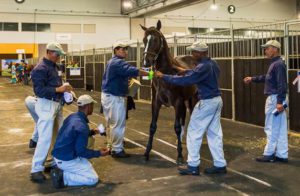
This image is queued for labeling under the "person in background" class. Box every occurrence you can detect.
[10,63,17,84]
[244,40,288,163]
[51,95,110,189]
[30,42,72,183]
[101,41,149,158]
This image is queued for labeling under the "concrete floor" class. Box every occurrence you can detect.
[1,77,300,196]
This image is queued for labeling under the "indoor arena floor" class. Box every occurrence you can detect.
[1,77,300,196]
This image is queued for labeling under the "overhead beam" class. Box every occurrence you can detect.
[123,0,208,18]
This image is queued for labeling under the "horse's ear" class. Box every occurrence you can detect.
[156,20,161,31]
[140,24,147,31]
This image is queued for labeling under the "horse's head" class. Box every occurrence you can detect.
[140,20,164,68]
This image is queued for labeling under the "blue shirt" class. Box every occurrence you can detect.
[102,56,139,97]
[31,58,62,101]
[252,56,287,104]
[52,111,101,161]
[162,57,221,100]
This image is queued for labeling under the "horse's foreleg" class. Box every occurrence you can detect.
[144,101,161,161]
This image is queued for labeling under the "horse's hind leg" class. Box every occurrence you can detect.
[144,101,161,161]
[174,102,185,165]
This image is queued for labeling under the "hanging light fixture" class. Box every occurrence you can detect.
[123,0,133,9]
[15,0,25,3]
[210,0,218,10]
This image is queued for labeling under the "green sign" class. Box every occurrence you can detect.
[228,5,236,14]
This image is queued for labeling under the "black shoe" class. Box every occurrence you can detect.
[29,139,37,148]
[30,171,46,183]
[111,150,130,158]
[275,156,288,163]
[256,155,275,162]
[178,165,200,176]
[50,167,65,189]
[204,166,227,174]
[44,165,57,173]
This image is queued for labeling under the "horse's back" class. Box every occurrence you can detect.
[174,55,196,69]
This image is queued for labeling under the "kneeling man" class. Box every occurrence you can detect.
[51,94,110,188]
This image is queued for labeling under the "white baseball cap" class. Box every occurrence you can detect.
[186,41,208,52]
[46,42,66,55]
[77,94,97,106]
[113,41,129,50]
[261,40,281,49]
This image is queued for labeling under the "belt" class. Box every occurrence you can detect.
[39,97,63,104]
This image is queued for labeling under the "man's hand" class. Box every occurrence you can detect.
[276,104,284,113]
[56,84,73,93]
[100,148,110,156]
[155,71,164,78]
[243,77,252,84]
[93,128,100,134]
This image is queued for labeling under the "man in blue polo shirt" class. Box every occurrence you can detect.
[244,40,288,163]
[155,41,227,175]
[101,41,149,158]
[30,42,72,182]
[51,95,110,188]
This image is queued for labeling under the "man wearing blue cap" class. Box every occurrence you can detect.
[155,41,227,175]
[244,40,288,163]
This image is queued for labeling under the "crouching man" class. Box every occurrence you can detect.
[51,95,110,188]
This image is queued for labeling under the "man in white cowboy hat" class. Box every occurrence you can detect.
[30,42,73,182]
[101,41,149,158]
[50,95,110,188]
[244,40,288,163]
[155,41,227,175]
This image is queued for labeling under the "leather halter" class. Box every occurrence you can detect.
[143,30,164,70]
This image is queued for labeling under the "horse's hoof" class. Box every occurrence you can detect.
[176,157,184,165]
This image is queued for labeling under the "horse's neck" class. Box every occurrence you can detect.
[157,48,174,74]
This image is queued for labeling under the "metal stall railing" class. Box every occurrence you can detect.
[58,19,300,131]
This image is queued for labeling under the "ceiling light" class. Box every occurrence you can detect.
[123,0,133,9]
[15,0,25,3]
[210,0,218,10]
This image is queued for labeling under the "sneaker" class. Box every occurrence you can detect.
[178,164,200,176]
[29,139,37,148]
[204,166,227,174]
[256,155,275,162]
[111,150,130,158]
[50,167,65,189]
[30,171,46,183]
[275,156,288,163]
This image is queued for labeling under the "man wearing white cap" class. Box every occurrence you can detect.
[155,41,227,175]
[51,95,110,188]
[30,42,73,182]
[244,40,288,163]
[101,41,149,158]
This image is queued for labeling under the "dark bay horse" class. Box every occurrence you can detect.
[140,20,197,164]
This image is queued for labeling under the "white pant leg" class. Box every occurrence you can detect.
[206,97,227,167]
[101,93,126,153]
[25,96,39,142]
[54,157,98,186]
[275,104,288,158]
[187,98,221,167]
[31,98,61,173]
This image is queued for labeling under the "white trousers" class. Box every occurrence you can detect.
[263,95,288,158]
[31,98,63,173]
[187,96,227,167]
[54,157,98,186]
[25,96,39,142]
[101,92,126,153]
